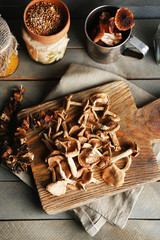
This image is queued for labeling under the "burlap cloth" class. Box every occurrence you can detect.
[43,63,160,237]
[0,15,18,75]
[4,63,159,237]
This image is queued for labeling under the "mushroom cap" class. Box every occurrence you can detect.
[93,31,105,43]
[46,180,67,196]
[115,8,135,31]
[55,136,81,158]
[104,120,120,133]
[97,155,110,169]
[109,17,119,34]
[88,138,102,149]
[102,163,125,187]
[69,125,81,137]
[90,93,109,106]
[78,108,97,128]
[99,22,109,33]
[55,160,71,180]
[78,148,100,168]
[69,125,85,138]
[49,150,61,156]
[78,136,88,145]
[81,169,93,184]
[47,155,65,168]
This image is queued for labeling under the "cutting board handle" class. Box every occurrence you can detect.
[140,98,160,142]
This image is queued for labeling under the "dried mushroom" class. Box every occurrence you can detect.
[55,136,81,158]
[90,93,109,106]
[41,91,139,196]
[102,156,132,187]
[109,17,119,34]
[47,155,65,168]
[0,86,35,173]
[91,8,134,47]
[115,8,135,31]
[46,180,68,196]
[81,169,98,185]
[78,148,100,169]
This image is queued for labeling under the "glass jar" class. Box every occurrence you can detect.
[0,16,19,77]
[22,0,70,64]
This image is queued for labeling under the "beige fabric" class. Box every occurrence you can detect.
[0,16,18,76]
[22,27,69,64]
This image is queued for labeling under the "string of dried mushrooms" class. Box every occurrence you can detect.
[0,86,34,173]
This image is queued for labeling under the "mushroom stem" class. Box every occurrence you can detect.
[83,99,90,111]
[109,132,121,151]
[65,94,73,110]
[111,148,133,163]
[100,104,109,119]
[43,133,54,145]
[70,101,82,106]
[62,121,69,138]
[56,117,62,132]
[67,156,78,178]
[123,155,132,172]
[91,108,99,121]
[52,131,63,139]
[57,161,67,180]
[48,167,57,183]
[92,147,103,156]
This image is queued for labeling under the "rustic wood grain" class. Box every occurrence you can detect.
[1,19,160,80]
[1,1,160,20]
[1,219,160,240]
[0,182,160,220]
[18,81,160,215]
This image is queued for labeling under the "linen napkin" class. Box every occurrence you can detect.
[43,63,159,237]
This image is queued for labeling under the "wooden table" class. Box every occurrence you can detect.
[0,1,160,239]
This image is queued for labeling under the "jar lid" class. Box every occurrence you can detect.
[0,16,11,53]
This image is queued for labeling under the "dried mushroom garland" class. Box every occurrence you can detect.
[0,87,59,174]
[0,86,34,173]
[41,93,139,196]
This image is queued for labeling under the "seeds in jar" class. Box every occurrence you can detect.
[26,1,63,36]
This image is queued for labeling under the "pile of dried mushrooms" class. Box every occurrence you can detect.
[41,92,139,196]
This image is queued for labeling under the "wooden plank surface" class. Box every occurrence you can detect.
[2,47,160,80]
[0,1,160,239]
[17,81,160,215]
[1,19,160,80]
[6,19,160,49]
[0,219,160,240]
[1,1,160,20]
[0,182,160,220]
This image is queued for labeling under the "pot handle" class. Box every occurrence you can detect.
[122,34,149,59]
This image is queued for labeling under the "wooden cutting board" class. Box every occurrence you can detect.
[19,80,160,215]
